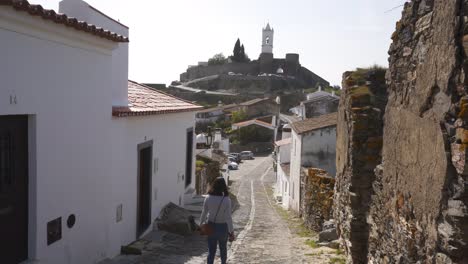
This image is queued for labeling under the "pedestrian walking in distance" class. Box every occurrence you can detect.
[200,177,235,264]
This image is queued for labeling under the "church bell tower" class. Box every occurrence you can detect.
[262,23,274,54]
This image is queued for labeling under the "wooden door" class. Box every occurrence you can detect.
[185,129,193,187]
[137,142,152,237]
[0,116,28,263]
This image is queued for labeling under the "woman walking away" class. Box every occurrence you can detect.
[200,177,235,264]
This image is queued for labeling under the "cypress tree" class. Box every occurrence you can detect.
[240,44,245,60]
[233,38,241,61]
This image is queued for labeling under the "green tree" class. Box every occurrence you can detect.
[208,53,227,65]
[233,38,241,61]
[231,39,250,63]
[240,44,250,62]
[231,110,248,123]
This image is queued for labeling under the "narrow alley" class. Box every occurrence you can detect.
[102,156,342,264]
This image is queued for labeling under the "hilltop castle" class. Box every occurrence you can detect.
[179,24,329,90]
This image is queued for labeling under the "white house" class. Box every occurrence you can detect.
[289,90,339,120]
[288,113,337,213]
[274,137,291,209]
[0,0,202,263]
[195,107,226,124]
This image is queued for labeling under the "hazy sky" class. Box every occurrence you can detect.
[32,0,405,86]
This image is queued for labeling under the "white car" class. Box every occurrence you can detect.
[228,161,238,170]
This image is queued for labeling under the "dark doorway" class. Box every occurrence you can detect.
[185,128,194,187]
[0,115,28,263]
[137,141,152,238]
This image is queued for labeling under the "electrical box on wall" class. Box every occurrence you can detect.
[47,217,62,245]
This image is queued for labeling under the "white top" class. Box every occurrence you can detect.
[200,195,234,233]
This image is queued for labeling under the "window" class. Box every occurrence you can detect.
[266,36,270,44]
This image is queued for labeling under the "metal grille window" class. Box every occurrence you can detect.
[0,133,13,192]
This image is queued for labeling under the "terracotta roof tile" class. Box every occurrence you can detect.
[0,0,128,42]
[291,113,337,134]
[275,137,292,147]
[112,81,203,117]
[232,119,272,127]
[197,103,238,113]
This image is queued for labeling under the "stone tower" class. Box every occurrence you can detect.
[261,23,274,54]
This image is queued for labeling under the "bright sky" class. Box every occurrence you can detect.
[32,0,405,86]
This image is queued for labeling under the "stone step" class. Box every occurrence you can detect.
[184,204,203,212]
[184,195,206,205]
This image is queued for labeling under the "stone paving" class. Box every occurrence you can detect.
[101,156,344,264]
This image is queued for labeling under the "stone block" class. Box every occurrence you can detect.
[319,228,338,242]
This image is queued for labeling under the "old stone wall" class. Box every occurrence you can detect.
[180,62,259,82]
[195,155,222,195]
[186,74,310,95]
[180,59,329,89]
[244,101,280,119]
[334,68,387,263]
[301,168,335,231]
[335,1,468,263]
[366,1,468,263]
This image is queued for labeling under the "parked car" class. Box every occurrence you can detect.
[228,157,237,163]
[228,161,238,170]
[240,151,254,160]
[229,153,242,163]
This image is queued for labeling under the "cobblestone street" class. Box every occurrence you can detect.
[101,156,343,264]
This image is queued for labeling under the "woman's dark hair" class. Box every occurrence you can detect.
[208,177,229,197]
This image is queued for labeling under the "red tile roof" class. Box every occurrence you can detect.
[275,137,292,147]
[232,119,274,128]
[112,81,203,117]
[291,113,337,134]
[0,0,129,42]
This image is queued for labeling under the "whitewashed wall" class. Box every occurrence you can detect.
[0,7,196,264]
[108,112,196,256]
[0,13,116,263]
[288,131,302,213]
[301,127,337,176]
[279,144,291,164]
[59,0,129,107]
[275,165,290,209]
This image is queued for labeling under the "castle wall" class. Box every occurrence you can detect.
[298,67,330,88]
[285,53,300,76]
[180,62,259,82]
[259,53,274,73]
